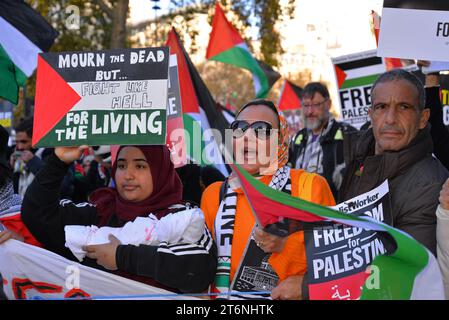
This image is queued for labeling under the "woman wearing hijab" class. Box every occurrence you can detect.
[201,99,335,299]
[21,145,217,293]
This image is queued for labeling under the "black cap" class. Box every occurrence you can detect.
[0,125,10,170]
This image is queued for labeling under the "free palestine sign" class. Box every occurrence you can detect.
[33,47,170,147]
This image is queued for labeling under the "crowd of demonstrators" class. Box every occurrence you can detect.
[201,100,335,300]
[71,146,113,203]
[2,68,449,300]
[288,82,356,200]
[9,117,76,199]
[339,69,449,254]
[20,144,217,293]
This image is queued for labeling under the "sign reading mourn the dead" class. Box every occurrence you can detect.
[33,47,170,147]
[304,180,394,300]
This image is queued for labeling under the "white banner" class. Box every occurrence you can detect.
[0,240,199,300]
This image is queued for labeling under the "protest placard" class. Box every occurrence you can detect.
[304,180,394,300]
[32,47,169,147]
[378,0,449,62]
[332,50,386,129]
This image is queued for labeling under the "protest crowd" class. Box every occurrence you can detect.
[1,0,449,301]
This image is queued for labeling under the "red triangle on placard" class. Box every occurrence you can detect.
[33,55,81,146]
[334,66,347,89]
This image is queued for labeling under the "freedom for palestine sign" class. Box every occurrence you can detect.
[32,47,170,147]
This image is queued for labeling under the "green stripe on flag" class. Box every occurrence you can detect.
[0,44,20,104]
[340,74,380,90]
[360,225,429,300]
[210,46,269,98]
[183,113,208,165]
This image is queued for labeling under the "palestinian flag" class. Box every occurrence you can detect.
[278,80,302,111]
[231,163,445,300]
[0,0,58,104]
[206,2,276,98]
[166,29,229,176]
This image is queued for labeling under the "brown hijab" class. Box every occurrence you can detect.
[90,145,183,227]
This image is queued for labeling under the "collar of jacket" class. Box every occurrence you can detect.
[350,124,433,184]
[295,118,336,146]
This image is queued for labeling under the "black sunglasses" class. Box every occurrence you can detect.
[230,120,273,140]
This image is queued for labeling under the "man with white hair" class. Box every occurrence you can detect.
[289,82,355,199]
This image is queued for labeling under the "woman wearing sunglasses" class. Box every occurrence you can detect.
[201,99,335,300]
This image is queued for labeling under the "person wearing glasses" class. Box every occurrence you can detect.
[201,99,335,299]
[289,82,355,199]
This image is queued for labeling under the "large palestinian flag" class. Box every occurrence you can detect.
[0,0,58,104]
[206,2,275,99]
[231,163,445,300]
[166,29,229,176]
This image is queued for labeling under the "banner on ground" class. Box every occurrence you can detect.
[33,47,170,147]
[0,239,197,300]
[304,180,393,300]
[378,0,449,62]
[332,50,386,129]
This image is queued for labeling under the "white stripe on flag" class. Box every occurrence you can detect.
[410,249,445,300]
[0,16,41,77]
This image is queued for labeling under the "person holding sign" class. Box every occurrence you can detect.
[21,144,217,294]
[201,99,335,299]
[340,69,449,254]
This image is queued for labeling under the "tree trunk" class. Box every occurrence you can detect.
[109,0,129,49]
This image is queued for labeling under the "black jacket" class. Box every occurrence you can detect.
[339,126,449,255]
[21,153,217,293]
[288,119,356,199]
[427,86,449,171]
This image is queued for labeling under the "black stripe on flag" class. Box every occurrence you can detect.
[336,56,383,71]
[257,59,281,89]
[0,0,58,52]
[384,0,449,11]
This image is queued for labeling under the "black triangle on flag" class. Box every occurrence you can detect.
[288,80,303,99]
[256,59,281,91]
